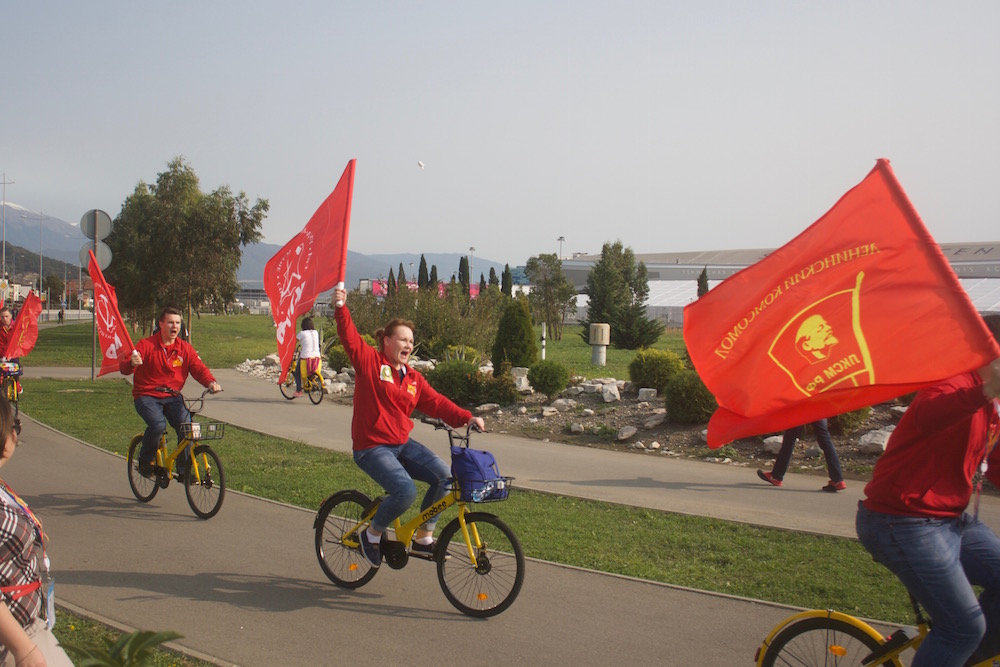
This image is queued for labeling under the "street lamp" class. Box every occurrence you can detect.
[557,236,565,260]
[1,173,12,279]
[469,246,475,285]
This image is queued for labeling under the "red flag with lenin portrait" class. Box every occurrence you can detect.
[88,249,135,376]
[684,159,1000,449]
[264,159,355,383]
[2,291,42,359]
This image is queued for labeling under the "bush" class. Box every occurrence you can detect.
[527,360,570,399]
[326,344,350,373]
[492,299,538,367]
[425,360,478,405]
[473,367,520,406]
[828,407,872,435]
[628,348,685,394]
[665,369,717,424]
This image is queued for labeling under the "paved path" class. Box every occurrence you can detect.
[16,366,976,665]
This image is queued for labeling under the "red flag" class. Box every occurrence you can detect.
[264,159,355,383]
[3,291,42,359]
[684,159,1000,448]
[88,250,135,377]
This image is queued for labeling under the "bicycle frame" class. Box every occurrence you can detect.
[342,488,485,567]
[154,435,197,478]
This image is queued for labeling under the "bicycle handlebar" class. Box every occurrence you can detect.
[420,417,481,448]
[152,387,222,415]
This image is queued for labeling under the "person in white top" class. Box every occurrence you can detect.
[293,317,322,398]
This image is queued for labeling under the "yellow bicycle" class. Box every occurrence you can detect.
[278,349,325,404]
[126,387,226,519]
[755,591,1000,666]
[1,361,22,419]
[313,419,525,617]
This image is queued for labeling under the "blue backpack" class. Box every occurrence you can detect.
[450,445,508,502]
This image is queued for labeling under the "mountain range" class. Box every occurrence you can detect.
[0,202,511,289]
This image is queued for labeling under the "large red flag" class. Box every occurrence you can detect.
[684,159,1000,448]
[88,249,135,377]
[3,291,42,359]
[264,159,355,383]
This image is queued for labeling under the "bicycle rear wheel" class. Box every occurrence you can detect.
[314,490,378,589]
[278,367,297,400]
[760,617,899,667]
[127,435,159,502]
[437,511,525,617]
[307,374,324,404]
[185,444,225,519]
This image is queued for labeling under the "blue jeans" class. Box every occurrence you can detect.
[856,503,1000,667]
[353,440,451,534]
[772,419,843,482]
[134,395,192,473]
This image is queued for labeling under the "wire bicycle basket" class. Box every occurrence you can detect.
[180,421,225,441]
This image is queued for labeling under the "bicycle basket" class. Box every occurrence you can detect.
[0,361,21,376]
[180,421,225,440]
[450,445,512,502]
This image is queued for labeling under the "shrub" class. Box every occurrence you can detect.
[527,360,570,399]
[473,367,520,406]
[828,407,872,435]
[665,369,718,424]
[326,344,350,373]
[628,348,685,394]
[425,360,478,405]
[441,345,481,365]
[492,298,538,367]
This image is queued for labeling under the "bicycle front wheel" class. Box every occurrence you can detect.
[437,511,525,618]
[760,617,899,667]
[314,490,378,589]
[127,435,159,502]
[307,374,324,404]
[185,444,225,519]
[3,378,17,418]
[278,369,297,400]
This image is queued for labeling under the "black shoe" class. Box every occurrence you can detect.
[137,461,155,478]
[357,530,381,568]
[409,540,436,560]
[174,472,196,486]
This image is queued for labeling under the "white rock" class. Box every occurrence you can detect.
[859,427,894,454]
[762,435,784,455]
[475,403,501,414]
[601,384,621,403]
[642,414,666,429]
[617,425,638,441]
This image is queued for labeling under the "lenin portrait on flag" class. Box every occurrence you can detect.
[769,272,874,399]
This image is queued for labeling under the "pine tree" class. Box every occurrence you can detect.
[582,240,663,349]
[429,265,439,289]
[458,256,470,292]
[501,264,513,297]
[418,255,429,289]
[489,267,499,286]
[387,267,397,295]
[479,273,487,293]
[492,298,538,368]
[697,266,709,297]
[398,262,407,287]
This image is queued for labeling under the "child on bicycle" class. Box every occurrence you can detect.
[332,287,485,567]
[120,306,222,483]
[292,317,321,398]
[856,314,1000,667]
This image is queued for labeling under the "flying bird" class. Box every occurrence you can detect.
[417,161,424,169]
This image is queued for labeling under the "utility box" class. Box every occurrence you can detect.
[589,323,610,366]
[589,323,610,346]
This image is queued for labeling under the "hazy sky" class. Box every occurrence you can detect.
[3,2,998,267]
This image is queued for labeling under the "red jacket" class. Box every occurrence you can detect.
[119,333,216,399]
[863,372,1000,518]
[336,306,472,451]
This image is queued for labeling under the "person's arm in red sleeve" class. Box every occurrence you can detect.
[414,374,473,429]
[335,304,374,368]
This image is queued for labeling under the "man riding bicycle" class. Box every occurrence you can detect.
[119,306,221,482]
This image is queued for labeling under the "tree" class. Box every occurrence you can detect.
[489,267,499,287]
[525,253,576,341]
[501,264,513,297]
[581,240,663,349]
[491,297,538,368]
[697,266,709,297]
[387,267,397,295]
[479,273,487,293]
[397,262,407,287]
[458,256,470,292]
[42,274,64,301]
[418,255,429,289]
[106,157,267,335]
[429,264,439,289]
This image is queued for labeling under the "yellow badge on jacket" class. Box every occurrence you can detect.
[379,365,394,382]
[406,383,416,396]
[172,358,183,367]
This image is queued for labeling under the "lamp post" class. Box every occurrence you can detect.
[1,173,12,279]
[557,236,565,260]
[469,246,475,287]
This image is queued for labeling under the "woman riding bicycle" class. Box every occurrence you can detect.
[332,287,485,568]
[292,317,321,398]
[856,314,1000,667]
